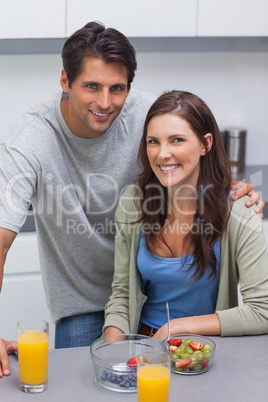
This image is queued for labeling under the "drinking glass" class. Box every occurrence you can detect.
[17,319,49,393]
[137,350,171,402]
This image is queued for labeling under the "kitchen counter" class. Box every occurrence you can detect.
[2,335,268,401]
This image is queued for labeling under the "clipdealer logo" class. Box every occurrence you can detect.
[4,170,264,236]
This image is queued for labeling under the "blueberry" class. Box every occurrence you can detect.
[106,371,112,381]
[115,375,121,384]
[110,374,116,382]
[124,382,130,388]
[101,370,109,381]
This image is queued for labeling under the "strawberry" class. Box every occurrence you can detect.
[189,341,204,351]
[168,339,182,347]
[127,356,137,368]
[202,359,209,368]
[175,359,192,369]
[127,355,148,370]
[169,345,178,353]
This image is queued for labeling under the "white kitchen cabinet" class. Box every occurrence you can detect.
[1,232,55,349]
[0,0,65,39]
[1,0,268,41]
[66,0,198,37]
[198,0,268,36]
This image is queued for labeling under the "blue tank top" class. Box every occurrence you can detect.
[137,233,221,329]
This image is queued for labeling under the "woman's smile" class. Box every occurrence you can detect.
[158,164,181,173]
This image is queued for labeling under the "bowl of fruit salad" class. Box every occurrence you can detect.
[163,334,216,375]
[90,334,165,392]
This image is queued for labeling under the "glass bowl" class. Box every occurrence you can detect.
[163,334,216,375]
[90,334,165,392]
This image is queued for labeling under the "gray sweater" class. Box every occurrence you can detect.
[104,185,268,336]
[0,89,155,323]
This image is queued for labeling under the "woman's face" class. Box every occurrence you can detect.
[146,113,207,193]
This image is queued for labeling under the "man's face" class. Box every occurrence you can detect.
[60,57,130,138]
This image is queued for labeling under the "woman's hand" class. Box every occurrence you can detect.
[152,323,169,340]
[152,314,221,340]
[0,339,18,377]
[231,180,265,218]
[103,326,124,342]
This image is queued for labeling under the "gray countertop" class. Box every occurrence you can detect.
[2,334,268,401]
[1,37,268,55]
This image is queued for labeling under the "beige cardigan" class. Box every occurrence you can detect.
[104,186,268,336]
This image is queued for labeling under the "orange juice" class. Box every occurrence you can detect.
[18,331,48,385]
[137,365,170,402]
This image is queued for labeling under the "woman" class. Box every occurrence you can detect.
[104,90,268,339]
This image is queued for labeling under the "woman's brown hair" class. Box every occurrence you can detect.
[137,90,232,280]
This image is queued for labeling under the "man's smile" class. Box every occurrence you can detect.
[90,110,113,121]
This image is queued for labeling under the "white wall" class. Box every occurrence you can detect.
[0,51,268,165]
[0,54,62,138]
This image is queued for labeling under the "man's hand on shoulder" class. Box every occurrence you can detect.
[231,180,265,218]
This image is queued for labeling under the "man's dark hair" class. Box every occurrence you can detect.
[61,21,137,89]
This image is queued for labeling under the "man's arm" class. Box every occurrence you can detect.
[231,180,265,218]
[0,228,17,290]
[0,227,18,377]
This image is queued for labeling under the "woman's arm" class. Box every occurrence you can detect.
[104,326,123,337]
[103,217,132,335]
[215,197,268,336]
[217,199,268,336]
[153,314,221,340]
[103,186,142,335]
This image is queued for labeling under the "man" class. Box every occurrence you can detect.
[0,21,263,377]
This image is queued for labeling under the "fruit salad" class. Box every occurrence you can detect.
[166,336,215,375]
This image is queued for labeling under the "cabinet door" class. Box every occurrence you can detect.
[198,0,268,36]
[67,0,197,37]
[0,0,65,39]
[1,274,55,349]
[1,232,55,349]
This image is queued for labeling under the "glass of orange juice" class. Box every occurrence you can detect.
[137,350,171,402]
[17,319,49,393]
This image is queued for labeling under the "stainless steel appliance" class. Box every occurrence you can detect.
[223,128,247,173]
